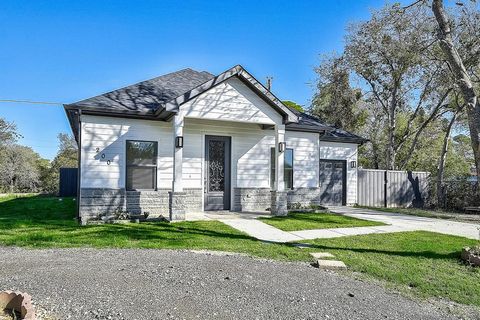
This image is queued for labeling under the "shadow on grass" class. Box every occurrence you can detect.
[0,195,263,245]
[0,195,468,263]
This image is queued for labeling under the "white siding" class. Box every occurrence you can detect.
[80,115,173,189]
[180,77,282,125]
[183,118,274,190]
[285,131,319,188]
[319,141,358,204]
[80,116,359,206]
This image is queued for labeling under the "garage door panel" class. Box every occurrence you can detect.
[319,160,346,206]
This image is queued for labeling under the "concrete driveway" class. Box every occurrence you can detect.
[330,206,480,240]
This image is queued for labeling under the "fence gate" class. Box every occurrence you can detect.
[357,169,429,208]
[59,167,78,197]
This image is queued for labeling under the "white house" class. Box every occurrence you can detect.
[64,65,366,224]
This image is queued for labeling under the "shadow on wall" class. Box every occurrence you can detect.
[407,171,424,208]
[81,126,129,215]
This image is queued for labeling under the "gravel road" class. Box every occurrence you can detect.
[0,247,475,319]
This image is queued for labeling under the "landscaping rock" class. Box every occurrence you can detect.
[316,260,347,270]
[461,247,480,267]
[0,290,35,320]
[310,252,335,259]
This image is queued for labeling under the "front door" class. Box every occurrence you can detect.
[204,135,231,210]
[319,160,347,206]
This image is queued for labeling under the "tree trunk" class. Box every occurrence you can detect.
[437,112,457,208]
[387,87,398,170]
[432,0,480,180]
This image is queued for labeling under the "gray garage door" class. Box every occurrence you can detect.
[319,160,346,206]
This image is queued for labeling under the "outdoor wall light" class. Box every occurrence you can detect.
[350,160,357,168]
[175,136,184,148]
[279,142,286,153]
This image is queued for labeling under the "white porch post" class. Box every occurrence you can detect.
[274,125,285,192]
[172,115,184,192]
[271,124,288,216]
[170,114,186,220]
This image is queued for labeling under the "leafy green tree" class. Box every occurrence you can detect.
[0,145,42,192]
[41,133,78,193]
[344,4,449,170]
[311,55,367,132]
[0,117,21,148]
[282,100,304,112]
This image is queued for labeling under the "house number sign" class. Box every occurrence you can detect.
[93,147,111,165]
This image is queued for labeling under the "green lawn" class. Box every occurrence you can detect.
[1,195,480,307]
[305,231,480,307]
[0,195,309,261]
[258,211,385,231]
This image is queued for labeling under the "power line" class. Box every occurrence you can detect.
[0,99,64,105]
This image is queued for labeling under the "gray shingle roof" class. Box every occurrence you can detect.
[66,68,214,115]
[65,65,366,144]
[285,106,367,144]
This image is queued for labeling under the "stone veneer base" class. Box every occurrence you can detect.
[79,187,330,223]
[79,188,202,223]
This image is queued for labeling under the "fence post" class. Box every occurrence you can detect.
[384,170,388,208]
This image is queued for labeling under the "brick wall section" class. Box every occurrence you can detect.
[233,188,271,212]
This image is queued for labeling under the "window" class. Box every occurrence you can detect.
[270,148,294,190]
[126,140,158,190]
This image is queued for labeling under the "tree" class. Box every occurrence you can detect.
[0,117,21,147]
[0,145,42,192]
[41,133,78,193]
[344,4,446,170]
[282,100,304,112]
[311,55,367,132]
[431,0,480,179]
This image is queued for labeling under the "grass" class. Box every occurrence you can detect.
[305,231,480,307]
[258,211,385,231]
[0,195,311,261]
[1,195,480,307]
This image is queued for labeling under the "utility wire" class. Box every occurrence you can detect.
[0,99,65,105]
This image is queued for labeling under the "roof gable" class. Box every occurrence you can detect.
[179,77,283,125]
[162,65,298,123]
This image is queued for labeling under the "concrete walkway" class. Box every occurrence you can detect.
[213,207,480,243]
[329,206,480,240]
[220,219,304,242]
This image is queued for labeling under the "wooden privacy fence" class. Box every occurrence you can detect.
[357,169,429,208]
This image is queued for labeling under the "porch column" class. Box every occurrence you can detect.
[170,114,186,220]
[271,124,288,216]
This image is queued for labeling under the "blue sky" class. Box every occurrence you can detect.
[0,0,383,159]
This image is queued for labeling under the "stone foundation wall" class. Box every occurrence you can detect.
[232,187,324,212]
[79,188,202,222]
[79,188,126,223]
[184,188,203,212]
[79,187,324,223]
[233,188,271,212]
[126,190,170,217]
[287,188,322,209]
